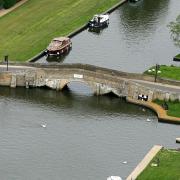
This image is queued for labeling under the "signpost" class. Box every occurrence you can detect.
[4,55,9,71]
[154,64,160,82]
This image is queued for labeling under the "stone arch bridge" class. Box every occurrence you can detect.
[0,63,180,102]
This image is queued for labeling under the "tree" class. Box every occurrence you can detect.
[3,0,17,9]
[0,0,4,7]
[168,15,180,47]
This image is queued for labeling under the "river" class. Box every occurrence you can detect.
[0,0,180,179]
[38,0,180,73]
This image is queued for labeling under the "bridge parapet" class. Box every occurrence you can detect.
[0,64,179,102]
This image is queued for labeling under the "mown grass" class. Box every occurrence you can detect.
[144,65,180,81]
[137,149,180,180]
[154,99,180,118]
[0,0,121,61]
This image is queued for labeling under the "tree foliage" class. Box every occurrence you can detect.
[168,15,180,47]
[0,0,17,9]
[0,0,4,7]
[3,0,17,9]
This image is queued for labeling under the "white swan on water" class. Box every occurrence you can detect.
[41,124,47,128]
[107,176,122,180]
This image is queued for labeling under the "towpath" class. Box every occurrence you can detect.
[0,0,28,18]
[126,145,163,180]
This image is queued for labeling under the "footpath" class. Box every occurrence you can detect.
[0,0,28,17]
[126,145,163,180]
[127,97,180,124]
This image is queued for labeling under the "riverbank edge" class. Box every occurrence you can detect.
[173,54,180,61]
[126,97,180,124]
[0,0,29,18]
[126,145,163,180]
[27,0,127,63]
[144,65,180,81]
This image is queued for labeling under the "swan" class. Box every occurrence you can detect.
[41,123,47,128]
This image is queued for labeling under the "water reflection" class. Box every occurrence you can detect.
[0,86,154,117]
[119,0,170,44]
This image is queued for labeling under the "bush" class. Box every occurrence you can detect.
[3,0,17,9]
[0,0,4,7]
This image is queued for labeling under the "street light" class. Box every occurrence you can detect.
[154,64,160,82]
[4,55,8,71]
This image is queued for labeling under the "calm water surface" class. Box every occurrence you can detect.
[0,85,179,180]
[1,0,180,179]
[39,0,180,73]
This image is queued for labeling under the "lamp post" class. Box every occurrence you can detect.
[4,55,9,71]
[154,64,160,82]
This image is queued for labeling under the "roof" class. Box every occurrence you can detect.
[53,37,70,42]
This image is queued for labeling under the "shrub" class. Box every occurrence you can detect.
[0,0,4,7]
[3,0,17,9]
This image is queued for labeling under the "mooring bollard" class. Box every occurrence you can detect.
[4,55,9,71]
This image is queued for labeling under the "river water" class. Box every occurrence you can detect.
[0,0,180,180]
[38,0,180,73]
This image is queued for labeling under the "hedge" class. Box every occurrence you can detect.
[1,0,17,9]
[0,0,4,7]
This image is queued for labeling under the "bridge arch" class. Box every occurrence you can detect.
[59,79,97,94]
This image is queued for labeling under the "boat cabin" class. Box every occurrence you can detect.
[46,37,72,56]
[88,14,109,29]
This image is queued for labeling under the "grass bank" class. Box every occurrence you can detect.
[154,99,180,118]
[174,54,180,61]
[137,149,180,180]
[144,65,180,81]
[0,0,122,61]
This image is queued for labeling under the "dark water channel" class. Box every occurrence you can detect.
[38,0,180,73]
[0,0,180,179]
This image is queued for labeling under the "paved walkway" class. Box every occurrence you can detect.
[126,145,163,180]
[0,0,28,17]
[127,97,180,124]
[132,79,180,93]
[0,64,35,72]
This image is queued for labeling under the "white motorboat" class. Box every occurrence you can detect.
[88,14,109,29]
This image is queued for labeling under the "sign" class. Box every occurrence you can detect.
[74,74,83,79]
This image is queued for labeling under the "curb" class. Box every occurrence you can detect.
[126,97,180,124]
[126,145,163,180]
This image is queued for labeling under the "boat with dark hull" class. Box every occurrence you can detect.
[46,37,72,56]
[88,14,109,29]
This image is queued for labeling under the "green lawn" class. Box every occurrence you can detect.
[0,0,121,61]
[144,65,180,81]
[154,99,180,118]
[137,149,180,180]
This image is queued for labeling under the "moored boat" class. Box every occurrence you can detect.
[46,37,72,56]
[88,14,109,29]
